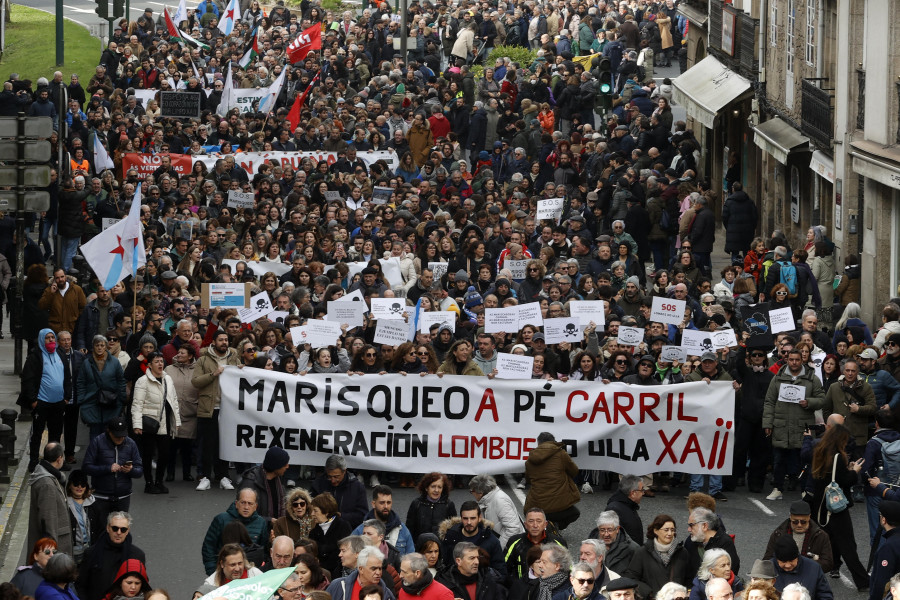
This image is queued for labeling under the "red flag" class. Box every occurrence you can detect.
[287,25,322,63]
[287,72,319,130]
[163,7,181,39]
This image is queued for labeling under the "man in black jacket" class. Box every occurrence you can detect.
[436,542,508,600]
[76,511,146,600]
[605,475,644,545]
[684,507,740,578]
[689,196,716,277]
[239,446,289,520]
[440,501,505,573]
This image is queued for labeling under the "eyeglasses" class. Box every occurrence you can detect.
[41,548,58,556]
[687,522,697,528]
[292,501,307,507]
[417,350,429,356]
[750,353,766,358]
[790,518,810,525]
[615,359,628,365]
[107,337,119,342]
[364,352,377,357]
[280,586,302,594]
[573,578,595,585]
[775,291,788,296]
[889,342,899,347]
[110,525,129,533]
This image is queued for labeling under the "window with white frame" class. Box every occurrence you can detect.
[806,0,816,65]
[787,0,795,73]
[770,1,778,46]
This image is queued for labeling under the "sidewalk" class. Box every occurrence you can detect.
[0,334,37,582]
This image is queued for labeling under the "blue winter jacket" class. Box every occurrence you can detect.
[351,509,416,556]
[861,366,900,409]
[82,431,143,499]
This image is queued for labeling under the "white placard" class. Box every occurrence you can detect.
[711,329,738,350]
[506,259,528,280]
[495,353,534,379]
[650,296,687,326]
[228,189,255,209]
[681,328,714,355]
[428,261,448,281]
[516,303,544,328]
[379,257,404,288]
[238,291,274,323]
[778,383,806,404]
[345,261,368,283]
[373,319,411,346]
[267,311,288,325]
[102,218,121,230]
[222,259,293,277]
[290,320,343,348]
[339,288,367,304]
[660,345,687,362]
[569,300,606,329]
[484,307,519,334]
[544,317,584,344]
[207,282,246,308]
[617,326,644,346]
[371,186,393,204]
[769,307,795,334]
[370,297,408,320]
[536,197,565,220]
[327,300,367,327]
[419,311,456,333]
[811,351,826,384]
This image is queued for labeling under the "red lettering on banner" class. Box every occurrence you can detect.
[474,389,498,422]
[122,153,192,179]
[639,393,660,423]
[590,392,611,423]
[657,429,681,465]
[680,432,704,466]
[613,392,635,425]
[566,390,588,422]
[436,435,542,460]
[676,392,699,422]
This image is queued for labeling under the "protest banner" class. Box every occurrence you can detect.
[710,329,738,350]
[419,311,455,333]
[198,567,294,600]
[193,150,400,180]
[536,198,565,220]
[681,329,714,355]
[484,307,518,334]
[617,326,644,346]
[122,152,192,179]
[650,297,687,326]
[160,90,202,118]
[516,303,543,328]
[660,346,687,363]
[290,320,343,347]
[495,353,533,379]
[327,300,366,328]
[218,370,736,476]
[222,259,292,278]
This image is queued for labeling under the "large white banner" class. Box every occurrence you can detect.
[218,369,735,476]
[193,150,399,177]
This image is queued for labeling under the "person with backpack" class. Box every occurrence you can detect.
[863,409,900,544]
[763,246,796,300]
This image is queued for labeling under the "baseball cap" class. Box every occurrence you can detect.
[108,416,128,437]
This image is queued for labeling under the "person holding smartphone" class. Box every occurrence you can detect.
[82,415,143,529]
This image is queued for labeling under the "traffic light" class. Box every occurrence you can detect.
[94,0,108,19]
[112,0,125,18]
[591,55,613,111]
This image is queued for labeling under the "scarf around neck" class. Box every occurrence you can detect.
[538,571,568,600]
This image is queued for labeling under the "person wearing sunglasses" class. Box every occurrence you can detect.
[730,343,773,494]
[273,488,315,542]
[10,537,59,597]
[761,501,833,575]
[77,511,147,600]
[624,514,690,599]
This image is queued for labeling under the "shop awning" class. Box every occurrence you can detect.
[672,55,752,129]
[850,140,900,191]
[809,150,835,183]
[677,3,709,27]
[752,117,810,164]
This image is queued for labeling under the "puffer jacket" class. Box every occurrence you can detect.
[860,365,900,409]
[82,431,143,498]
[77,352,127,426]
[192,345,241,418]
[477,486,523,548]
[201,502,270,574]
[524,441,580,514]
[407,494,458,542]
[132,370,181,437]
[762,364,825,449]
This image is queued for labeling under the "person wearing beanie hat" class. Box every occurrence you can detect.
[623,354,660,386]
[238,447,290,520]
[762,501,834,574]
[464,286,484,309]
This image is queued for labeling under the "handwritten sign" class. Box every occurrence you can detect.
[536,197,565,220]
[370,297,407,320]
[227,190,255,209]
[374,319,411,346]
[660,345,687,362]
[506,259,527,280]
[711,329,738,350]
[544,317,584,344]
[495,353,534,379]
[569,300,605,329]
[516,303,544,328]
[326,300,367,328]
[617,326,644,346]
[769,307,796,334]
[484,307,519,334]
[651,296,687,325]
[778,383,806,404]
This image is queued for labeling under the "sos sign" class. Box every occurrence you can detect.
[650,296,688,325]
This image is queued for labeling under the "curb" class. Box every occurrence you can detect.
[0,443,30,583]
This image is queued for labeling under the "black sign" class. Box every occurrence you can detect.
[159,91,202,119]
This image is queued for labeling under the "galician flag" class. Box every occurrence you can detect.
[258,67,286,115]
[80,185,146,289]
[92,134,114,172]
[198,569,294,600]
[172,0,187,27]
[218,0,239,36]
[216,64,234,116]
[239,30,259,68]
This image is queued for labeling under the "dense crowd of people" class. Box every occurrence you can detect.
[3,0,900,600]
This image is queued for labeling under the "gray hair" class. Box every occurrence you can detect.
[658,582,689,600]
[596,510,619,528]
[781,584,812,600]
[537,432,555,444]
[362,519,386,537]
[618,474,642,494]
[178,318,194,330]
[453,541,479,560]
[774,245,787,258]
[801,308,817,319]
[108,511,133,526]
[690,507,718,532]
[468,474,498,495]
[612,219,625,228]
[570,561,595,576]
[42,553,78,584]
[339,535,368,554]
[403,552,429,573]
[697,548,730,581]
[541,544,572,572]
[357,546,385,567]
[325,455,347,471]
[580,538,607,559]
[92,334,108,347]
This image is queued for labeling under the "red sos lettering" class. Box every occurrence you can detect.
[661,303,677,312]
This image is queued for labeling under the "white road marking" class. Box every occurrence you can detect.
[749,498,776,516]
[839,571,855,590]
[504,473,526,506]
[63,5,96,12]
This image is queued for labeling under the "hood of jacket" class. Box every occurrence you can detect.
[30,462,64,487]
[111,558,149,591]
[38,327,56,357]
[205,344,238,361]
[607,489,639,511]
[527,441,566,466]
[438,516,496,540]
